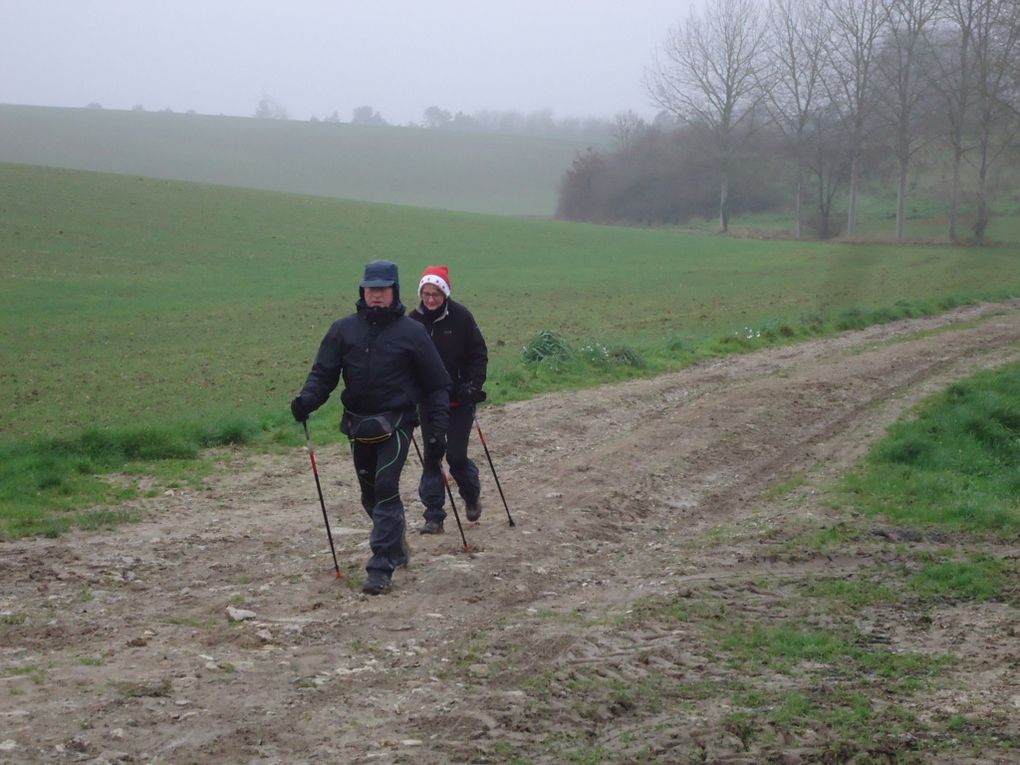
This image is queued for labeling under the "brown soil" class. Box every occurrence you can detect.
[4,301,1020,764]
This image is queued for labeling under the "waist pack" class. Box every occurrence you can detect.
[342,410,404,444]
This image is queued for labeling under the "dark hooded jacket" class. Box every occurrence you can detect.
[296,297,451,434]
[410,298,487,401]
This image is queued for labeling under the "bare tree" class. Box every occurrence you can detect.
[351,106,387,126]
[254,96,288,120]
[423,106,452,128]
[877,0,943,241]
[806,105,853,238]
[929,0,979,241]
[762,0,831,238]
[647,0,767,232]
[824,0,890,235]
[612,110,647,149]
[525,109,557,134]
[970,0,1020,242]
[451,111,479,130]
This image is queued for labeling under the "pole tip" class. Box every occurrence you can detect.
[335,570,343,579]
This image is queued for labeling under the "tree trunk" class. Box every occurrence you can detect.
[846,155,859,236]
[817,170,831,240]
[795,171,804,240]
[947,145,963,242]
[719,174,730,233]
[974,146,990,243]
[895,159,908,242]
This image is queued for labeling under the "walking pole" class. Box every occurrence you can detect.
[411,433,469,552]
[302,421,342,578]
[474,417,515,527]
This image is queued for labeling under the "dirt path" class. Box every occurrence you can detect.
[4,301,1020,764]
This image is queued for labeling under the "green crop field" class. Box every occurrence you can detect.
[0,104,599,217]
[4,160,1020,445]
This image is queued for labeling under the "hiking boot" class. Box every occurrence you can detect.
[419,519,444,535]
[466,499,482,522]
[362,571,392,596]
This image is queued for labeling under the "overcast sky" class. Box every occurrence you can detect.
[1,1,699,125]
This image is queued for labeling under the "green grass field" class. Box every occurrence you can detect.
[5,160,1020,442]
[4,160,1020,536]
[0,104,598,216]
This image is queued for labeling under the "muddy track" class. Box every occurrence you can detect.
[4,300,1020,764]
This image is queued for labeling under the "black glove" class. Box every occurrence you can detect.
[290,395,309,423]
[425,431,447,463]
[455,382,487,404]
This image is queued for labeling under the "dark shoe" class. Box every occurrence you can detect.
[419,519,444,535]
[393,530,411,569]
[362,571,392,596]
[466,499,482,522]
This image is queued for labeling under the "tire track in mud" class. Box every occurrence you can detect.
[4,300,1020,764]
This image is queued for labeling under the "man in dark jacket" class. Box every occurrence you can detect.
[291,260,450,595]
[410,265,488,534]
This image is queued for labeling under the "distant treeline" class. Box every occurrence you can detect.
[87,97,619,143]
[296,99,615,142]
[558,0,1020,243]
[557,124,789,227]
[345,105,616,142]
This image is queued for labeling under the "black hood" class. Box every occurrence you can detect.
[356,297,406,324]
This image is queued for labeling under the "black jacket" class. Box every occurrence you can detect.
[410,299,488,401]
[297,300,450,433]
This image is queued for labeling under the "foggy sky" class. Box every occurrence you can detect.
[2,0,699,125]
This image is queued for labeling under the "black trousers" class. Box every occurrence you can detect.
[418,403,480,523]
[351,425,412,576]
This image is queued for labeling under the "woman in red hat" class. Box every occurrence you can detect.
[410,265,489,534]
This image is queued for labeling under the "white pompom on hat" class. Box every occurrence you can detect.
[418,265,451,298]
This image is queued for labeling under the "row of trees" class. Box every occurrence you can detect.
[254,98,617,140]
[557,124,790,228]
[419,107,615,140]
[561,0,1020,243]
[346,104,616,140]
[85,98,616,141]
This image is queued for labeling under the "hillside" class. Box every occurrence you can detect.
[0,104,600,216]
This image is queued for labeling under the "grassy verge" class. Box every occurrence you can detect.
[496,292,976,401]
[0,417,277,538]
[842,360,1020,534]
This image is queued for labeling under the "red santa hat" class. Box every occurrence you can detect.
[418,265,451,298]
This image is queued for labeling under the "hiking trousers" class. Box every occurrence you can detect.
[418,403,480,523]
[351,425,412,576]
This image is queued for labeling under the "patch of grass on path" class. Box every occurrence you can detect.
[0,417,267,538]
[843,361,1020,534]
